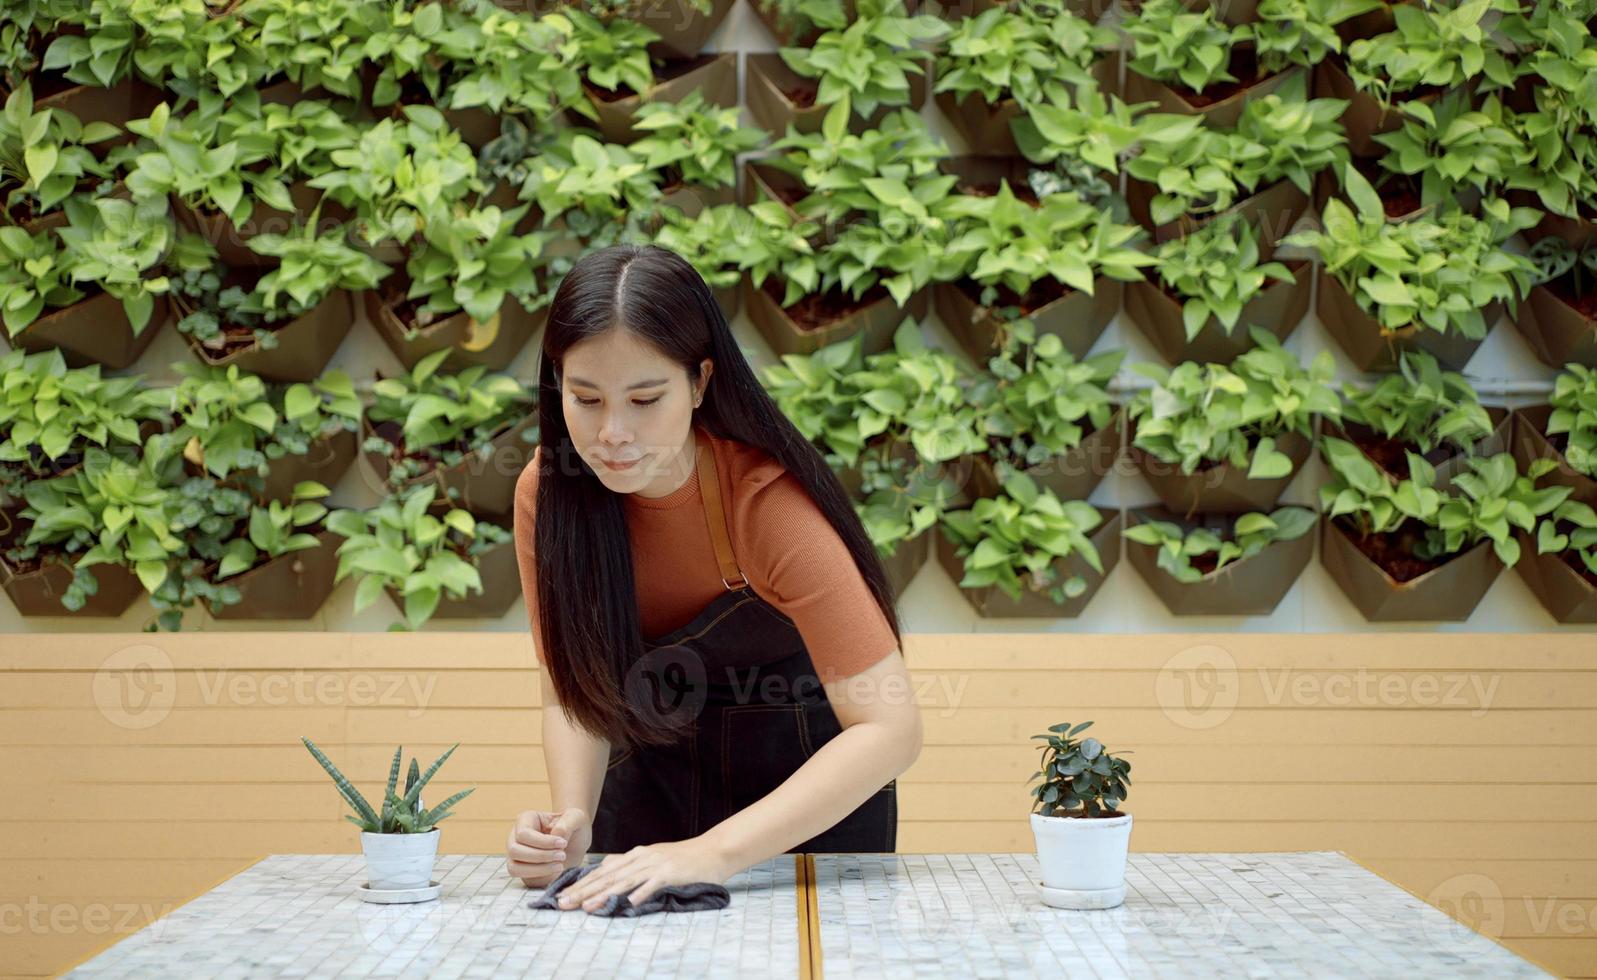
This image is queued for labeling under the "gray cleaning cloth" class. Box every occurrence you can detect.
[527,863,732,917]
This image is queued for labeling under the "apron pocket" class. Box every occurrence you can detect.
[718,704,810,818]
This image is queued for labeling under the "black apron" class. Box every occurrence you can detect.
[589,431,898,854]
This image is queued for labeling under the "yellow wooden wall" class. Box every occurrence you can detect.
[3,632,1592,978]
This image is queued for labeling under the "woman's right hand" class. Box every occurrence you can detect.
[507,806,592,887]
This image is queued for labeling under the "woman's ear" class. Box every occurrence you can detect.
[695,358,713,406]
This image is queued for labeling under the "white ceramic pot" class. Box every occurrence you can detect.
[360,828,440,891]
[1030,810,1133,910]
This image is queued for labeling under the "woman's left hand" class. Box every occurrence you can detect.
[557,837,733,912]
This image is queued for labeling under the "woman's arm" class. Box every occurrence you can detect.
[699,647,923,869]
[542,666,610,818]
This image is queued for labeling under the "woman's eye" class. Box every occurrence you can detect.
[573,396,661,407]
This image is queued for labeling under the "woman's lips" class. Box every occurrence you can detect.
[604,455,644,471]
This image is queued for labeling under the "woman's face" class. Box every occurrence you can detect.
[560,328,712,498]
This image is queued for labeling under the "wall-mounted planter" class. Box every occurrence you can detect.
[1311,162,1478,226]
[934,56,1118,157]
[204,528,344,620]
[360,412,537,522]
[749,0,833,47]
[1122,55,1305,130]
[934,507,1122,618]
[574,52,737,144]
[1512,527,1597,623]
[880,529,931,602]
[1123,505,1316,615]
[1321,407,1511,495]
[177,288,355,384]
[254,426,359,504]
[1517,198,1597,251]
[516,0,735,59]
[1510,404,1597,508]
[834,435,975,510]
[0,554,144,617]
[1316,267,1492,372]
[963,0,1112,23]
[35,74,160,150]
[383,536,522,619]
[962,405,1125,506]
[442,106,501,151]
[1512,278,1597,370]
[933,275,1119,364]
[363,284,543,373]
[173,182,345,269]
[20,180,131,235]
[656,179,737,221]
[1319,515,1501,621]
[1123,258,1310,364]
[1125,176,1310,245]
[9,291,168,371]
[1127,420,1313,517]
[745,52,928,137]
[744,273,927,358]
[1314,57,1447,157]
[741,159,810,221]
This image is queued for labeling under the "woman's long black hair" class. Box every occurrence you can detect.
[533,244,903,750]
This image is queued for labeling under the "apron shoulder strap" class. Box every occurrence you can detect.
[696,430,749,591]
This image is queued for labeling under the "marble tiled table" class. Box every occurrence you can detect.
[809,852,1552,979]
[61,854,801,979]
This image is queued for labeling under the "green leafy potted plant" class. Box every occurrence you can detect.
[0,347,165,501]
[748,0,948,135]
[566,8,738,143]
[1121,0,1305,129]
[931,0,1118,156]
[937,181,1155,361]
[366,200,552,373]
[1123,503,1317,614]
[203,480,343,620]
[1318,443,1570,620]
[1,434,189,620]
[1125,328,1339,516]
[1123,71,1343,240]
[1028,720,1133,910]
[748,0,848,47]
[1122,210,1308,363]
[1322,348,1507,493]
[301,738,475,899]
[1281,173,1541,371]
[1514,494,1597,623]
[164,220,386,382]
[327,481,519,630]
[960,319,1125,504]
[360,348,538,523]
[935,469,1121,617]
[630,90,766,219]
[1513,237,1597,370]
[1510,363,1597,510]
[151,362,362,505]
[567,0,734,61]
[0,81,123,233]
[1,192,173,370]
[1323,0,1515,155]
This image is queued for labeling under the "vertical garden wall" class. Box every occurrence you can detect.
[0,0,1594,635]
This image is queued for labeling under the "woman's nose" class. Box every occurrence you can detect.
[597,410,631,445]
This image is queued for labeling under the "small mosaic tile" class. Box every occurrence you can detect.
[810,852,1552,979]
[62,854,800,979]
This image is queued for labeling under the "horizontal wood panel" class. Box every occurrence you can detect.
[6,667,1592,710]
[5,632,1591,672]
[3,633,1591,980]
[6,744,1595,785]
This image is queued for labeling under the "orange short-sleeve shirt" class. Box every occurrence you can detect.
[512,427,900,680]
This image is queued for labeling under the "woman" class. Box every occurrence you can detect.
[505,244,923,913]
